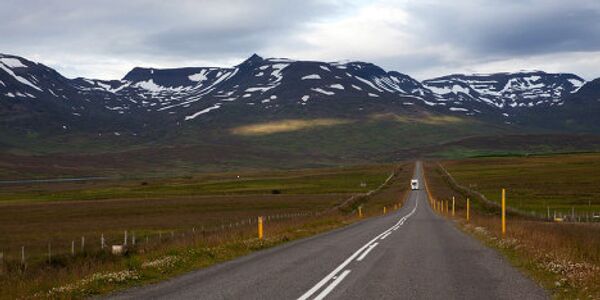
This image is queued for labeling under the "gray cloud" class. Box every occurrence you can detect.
[405,0,600,57]
[1,0,599,80]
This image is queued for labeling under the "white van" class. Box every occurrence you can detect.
[411,179,419,190]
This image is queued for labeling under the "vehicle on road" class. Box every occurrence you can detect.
[411,179,419,190]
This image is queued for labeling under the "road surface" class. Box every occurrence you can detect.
[108,162,547,300]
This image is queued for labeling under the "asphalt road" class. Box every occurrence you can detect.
[108,162,547,300]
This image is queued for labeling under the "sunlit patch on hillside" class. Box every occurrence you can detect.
[369,113,465,125]
[230,119,354,136]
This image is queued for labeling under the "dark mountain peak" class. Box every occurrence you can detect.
[122,67,151,81]
[238,53,264,67]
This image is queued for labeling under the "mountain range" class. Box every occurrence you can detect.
[1,53,599,178]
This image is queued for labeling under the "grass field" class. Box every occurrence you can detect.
[0,162,414,299]
[440,153,600,217]
[0,165,393,203]
[424,156,600,299]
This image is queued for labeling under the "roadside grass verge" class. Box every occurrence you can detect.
[424,160,600,299]
[0,163,413,299]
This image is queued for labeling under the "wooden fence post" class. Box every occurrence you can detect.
[21,246,25,267]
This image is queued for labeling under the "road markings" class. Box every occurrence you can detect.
[313,269,352,300]
[379,232,392,240]
[356,243,378,261]
[298,194,419,300]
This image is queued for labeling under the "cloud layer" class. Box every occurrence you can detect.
[2,0,599,80]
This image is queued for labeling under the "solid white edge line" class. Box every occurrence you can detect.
[313,269,352,300]
[356,242,379,261]
[298,193,419,300]
[380,232,392,240]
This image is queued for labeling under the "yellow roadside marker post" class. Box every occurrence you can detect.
[383,206,387,214]
[466,198,470,222]
[502,189,506,236]
[258,216,264,240]
[452,196,455,217]
[358,206,363,218]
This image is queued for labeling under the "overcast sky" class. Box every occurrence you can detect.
[2,0,599,80]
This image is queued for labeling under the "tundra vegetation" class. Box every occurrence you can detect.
[0,163,413,299]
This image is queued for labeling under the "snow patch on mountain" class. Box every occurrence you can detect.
[302,74,321,80]
[0,62,42,91]
[188,70,209,82]
[185,104,221,120]
[312,88,335,96]
[0,57,27,68]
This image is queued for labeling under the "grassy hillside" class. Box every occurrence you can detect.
[3,113,600,180]
[440,153,600,216]
[0,116,509,179]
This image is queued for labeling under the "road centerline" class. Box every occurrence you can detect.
[297,195,419,300]
[356,242,379,262]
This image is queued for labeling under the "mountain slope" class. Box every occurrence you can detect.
[1,52,599,174]
[2,53,598,132]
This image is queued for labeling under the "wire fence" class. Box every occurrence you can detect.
[0,170,400,274]
[0,211,315,274]
[436,162,600,223]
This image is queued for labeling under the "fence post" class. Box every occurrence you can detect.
[502,189,506,236]
[258,216,264,240]
[101,234,105,249]
[81,236,85,253]
[71,240,75,256]
[452,196,455,217]
[466,198,470,222]
[358,206,363,218]
[21,246,25,268]
[132,232,136,246]
[124,231,128,246]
